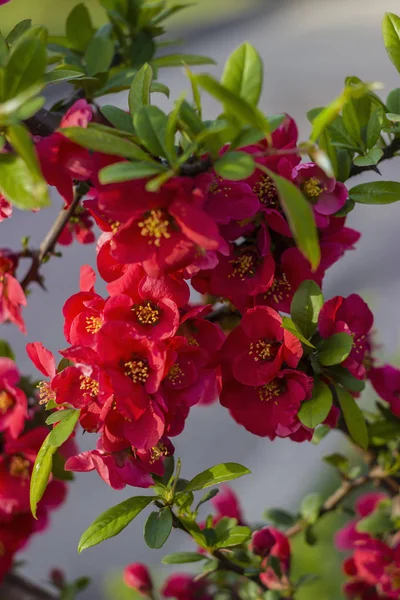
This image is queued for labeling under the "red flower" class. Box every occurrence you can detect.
[318,294,373,379]
[0,195,12,222]
[0,251,27,333]
[294,163,348,217]
[58,207,95,246]
[251,527,277,557]
[0,358,27,439]
[319,216,361,271]
[220,369,312,438]
[162,574,212,600]
[369,365,400,417]
[36,100,93,205]
[212,485,244,524]
[259,527,291,591]
[199,173,260,225]
[222,306,302,386]
[123,563,153,595]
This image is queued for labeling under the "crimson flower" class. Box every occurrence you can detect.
[162,574,213,600]
[369,365,400,417]
[123,563,153,595]
[0,195,12,222]
[294,162,348,217]
[0,250,27,333]
[0,358,27,439]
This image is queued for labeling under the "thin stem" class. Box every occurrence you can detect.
[20,186,86,291]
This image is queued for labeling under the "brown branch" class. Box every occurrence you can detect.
[349,137,400,178]
[20,186,86,291]
[25,108,62,138]
[0,572,56,600]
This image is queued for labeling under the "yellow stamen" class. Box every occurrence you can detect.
[138,209,171,247]
[249,340,276,362]
[37,381,56,405]
[266,273,292,304]
[133,302,160,325]
[258,381,281,403]
[168,363,184,386]
[9,456,30,479]
[0,391,14,414]
[150,442,169,464]
[303,177,324,198]
[124,359,149,384]
[85,315,102,334]
[253,176,279,208]
[229,254,255,281]
[79,375,99,397]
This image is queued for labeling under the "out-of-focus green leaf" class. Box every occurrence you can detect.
[221,42,263,106]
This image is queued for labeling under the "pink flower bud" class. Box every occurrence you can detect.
[251,527,276,557]
[123,563,153,596]
[49,568,65,589]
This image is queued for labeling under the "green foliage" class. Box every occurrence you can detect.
[356,500,393,535]
[349,181,400,204]
[290,280,324,340]
[317,333,353,366]
[144,508,173,549]
[66,3,95,52]
[162,552,206,565]
[282,317,316,348]
[264,508,296,528]
[78,496,154,552]
[0,339,15,360]
[383,13,400,73]
[221,42,263,107]
[335,386,369,449]
[214,151,255,180]
[300,494,323,525]
[183,462,251,493]
[298,380,333,428]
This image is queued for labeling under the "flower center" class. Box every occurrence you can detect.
[0,390,14,414]
[253,176,279,208]
[124,359,149,384]
[303,177,323,198]
[85,315,102,334]
[133,302,160,326]
[258,381,281,402]
[168,363,185,386]
[0,257,14,276]
[229,254,256,281]
[79,375,99,397]
[249,340,279,362]
[37,381,56,405]
[9,455,30,479]
[266,273,292,304]
[138,209,171,247]
[150,442,169,464]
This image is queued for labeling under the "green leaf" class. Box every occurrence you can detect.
[129,63,153,116]
[45,409,76,426]
[386,88,400,113]
[366,109,384,148]
[194,73,270,138]
[290,280,324,339]
[30,436,56,518]
[300,493,323,525]
[349,181,400,205]
[151,81,170,98]
[130,32,155,69]
[195,488,219,512]
[48,409,80,447]
[298,380,333,428]
[162,552,206,565]
[328,366,365,393]
[78,496,154,552]
[356,502,392,535]
[178,516,208,549]
[0,339,15,360]
[214,151,255,180]
[0,154,50,210]
[99,161,166,184]
[84,34,114,75]
[383,13,400,73]
[221,42,263,106]
[342,100,363,146]
[100,105,134,133]
[317,332,353,366]
[215,525,252,548]
[6,20,32,45]
[264,508,296,527]
[6,123,42,177]
[133,105,168,156]
[281,317,316,348]
[153,53,215,68]
[335,386,369,449]
[184,463,251,493]
[323,453,350,473]
[144,508,173,549]
[61,126,150,161]
[311,425,331,445]
[267,170,320,270]
[5,39,46,99]
[353,148,384,167]
[44,70,85,84]
[0,34,8,67]
[165,94,186,162]
[66,3,95,51]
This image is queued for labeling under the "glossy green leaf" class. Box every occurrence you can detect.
[0,154,50,210]
[165,94,185,161]
[335,386,369,449]
[100,105,134,133]
[184,463,251,493]
[328,366,366,393]
[215,525,252,548]
[162,552,205,565]
[298,380,333,428]
[195,488,219,512]
[78,496,154,552]
[151,81,170,98]
[30,436,56,518]
[221,42,263,106]
[383,13,400,73]
[353,148,384,167]
[386,88,400,113]
[0,34,8,67]
[48,409,80,447]
[290,280,324,339]
[194,73,270,138]
[61,126,150,161]
[178,516,208,549]
[349,181,400,204]
[45,409,76,426]
[66,3,95,51]
[5,39,46,99]
[153,53,215,68]
[281,317,315,348]
[133,105,168,156]
[129,63,153,116]
[85,34,114,75]
[268,170,320,270]
[300,493,323,525]
[6,123,42,177]
[6,20,32,45]
[214,151,255,180]
[44,70,85,84]
[0,340,15,360]
[99,161,166,184]
[317,332,353,366]
[144,508,173,549]
[366,109,384,148]
[130,32,155,69]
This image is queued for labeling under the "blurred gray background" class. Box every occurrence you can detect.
[2,0,400,597]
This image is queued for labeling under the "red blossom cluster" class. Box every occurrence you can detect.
[336,493,400,599]
[0,358,70,580]
[23,101,388,491]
